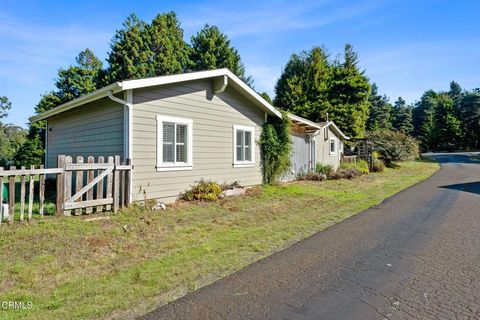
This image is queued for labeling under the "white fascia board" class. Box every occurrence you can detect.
[31,68,282,121]
[30,83,121,122]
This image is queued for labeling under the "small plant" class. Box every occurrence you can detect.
[340,160,369,174]
[182,179,223,202]
[219,181,243,191]
[297,171,327,181]
[370,153,385,172]
[315,163,333,176]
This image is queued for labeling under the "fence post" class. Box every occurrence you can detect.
[86,156,94,214]
[20,166,26,222]
[96,156,105,213]
[113,156,120,213]
[56,155,65,216]
[39,165,45,216]
[64,156,72,216]
[28,165,34,221]
[8,166,15,225]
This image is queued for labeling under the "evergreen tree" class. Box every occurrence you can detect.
[435,93,464,150]
[0,96,11,119]
[190,24,252,85]
[259,92,273,104]
[106,14,151,82]
[326,44,371,137]
[56,49,103,102]
[107,12,190,82]
[148,12,191,76]
[392,97,413,134]
[16,49,103,166]
[367,83,392,131]
[412,90,437,136]
[460,90,480,148]
[274,47,330,121]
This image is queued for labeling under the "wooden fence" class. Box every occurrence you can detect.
[0,155,132,225]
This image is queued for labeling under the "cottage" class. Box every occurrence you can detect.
[284,114,349,180]
[31,69,348,203]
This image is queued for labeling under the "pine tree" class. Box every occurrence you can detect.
[56,49,103,102]
[392,97,413,134]
[190,24,252,85]
[274,47,330,121]
[367,83,392,131]
[107,13,190,83]
[148,12,191,76]
[106,14,152,82]
[460,90,480,148]
[327,44,371,137]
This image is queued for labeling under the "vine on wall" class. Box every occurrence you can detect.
[259,111,292,184]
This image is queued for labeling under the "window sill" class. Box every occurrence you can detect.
[156,166,193,172]
[233,163,255,168]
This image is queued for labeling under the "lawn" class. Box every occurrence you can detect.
[0,160,439,320]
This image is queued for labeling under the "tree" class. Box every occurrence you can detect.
[107,12,190,82]
[55,49,103,102]
[392,97,413,134]
[435,93,464,150]
[190,24,252,85]
[274,47,331,121]
[460,90,480,148]
[259,92,272,104]
[148,12,191,76]
[106,14,151,82]
[326,44,371,137]
[0,96,11,119]
[367,83,392,131]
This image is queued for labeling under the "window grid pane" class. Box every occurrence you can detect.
[244,131,252,161]
[163,122,175,163]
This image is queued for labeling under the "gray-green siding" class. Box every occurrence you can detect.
[46,97,125,168]
[315,127,343,170]
[131,79,265,203]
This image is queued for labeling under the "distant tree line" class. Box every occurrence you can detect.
[7,11,480,166]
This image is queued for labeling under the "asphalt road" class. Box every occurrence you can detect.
[141,153,480,320]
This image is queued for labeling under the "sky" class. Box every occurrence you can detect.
[1,0,479,127]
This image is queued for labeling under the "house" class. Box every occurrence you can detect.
[284,114,349,180]
[31,69,348,203]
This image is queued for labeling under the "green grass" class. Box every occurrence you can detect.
[0,161,439,320]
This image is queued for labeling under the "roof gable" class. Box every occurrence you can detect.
[31,69,281,122]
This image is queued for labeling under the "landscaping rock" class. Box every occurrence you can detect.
[222,188,246,197]
[152,201,167,211]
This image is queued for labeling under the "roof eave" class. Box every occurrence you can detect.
[30,83,122,122]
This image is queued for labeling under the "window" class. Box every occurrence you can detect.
[330,138,336,154]
[233,125,255,167]
[156,115,193,171]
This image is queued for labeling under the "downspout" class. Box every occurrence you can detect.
[107,90,133,203]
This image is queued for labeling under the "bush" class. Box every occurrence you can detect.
[366,130,420,167]
[315,163,333,176]
[370,153,385,172]
[340,159,369,174]
[297,171,327,181]
[182,179,223,201]
[329,168,363,180]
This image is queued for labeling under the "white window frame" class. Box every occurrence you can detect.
[233,125,255,168]
[156,115,193,172]
[330,138,337,155]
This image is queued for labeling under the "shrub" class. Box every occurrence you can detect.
[315,163,333,176]
[366,130,420,167]
[182,179,223,201]
[370,153,385,172]
[330,168,363,180]
[219,181,242,191]
[340,159,369,174]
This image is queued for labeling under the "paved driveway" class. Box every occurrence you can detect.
[141,153,480,319]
